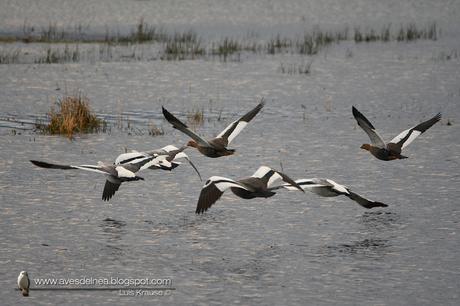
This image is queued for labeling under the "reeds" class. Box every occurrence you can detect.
[0,21,441,64]
[162,30,205,60]
[187,108,205,127]
[354,23,437,43]
[34,44,80,64]
[279,61,313,75]
[0,48,21,64]
[148,122,164,136]
[36,94,105,138]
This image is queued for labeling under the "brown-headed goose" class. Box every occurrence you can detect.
[352,106,441,161]
[195,166,304,214]
[30,154,156,201]
[162,101,264,158]
[115,145,202,180]
[281,178,388,209]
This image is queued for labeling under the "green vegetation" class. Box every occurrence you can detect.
[0,21,441,64]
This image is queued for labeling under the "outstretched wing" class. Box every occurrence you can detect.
[283,177,388,209]
[196,176,249,214]
[146,145,202,180]
[174,151,202,181]
[162,107,211,147]
[352,106,386,148]
[389,113,441,150]
[216,100,264,144]
[102,179,121,201]
[345,191,388,209]
[30,160,109,175]
[115,151,152,165]
[252,166,304,192]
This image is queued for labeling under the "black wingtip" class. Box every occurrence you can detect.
[371,202,388,209]
[162,106,189,129]
[30,160,44,167]
[195,207,207,214]
[351,105,376,130]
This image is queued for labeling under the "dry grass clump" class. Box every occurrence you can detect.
[187,108,204,127]
[148,122,164,136]
[37,94,104,138]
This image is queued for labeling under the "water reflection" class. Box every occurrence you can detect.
[360,211,400,228]
[98,218,127,258]
[325,238,390,258]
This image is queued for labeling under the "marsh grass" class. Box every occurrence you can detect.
[355,23,438,43]
[187,108,205,127]
[148,121,164,136]
[267,35,293,54]
[0,21,441,64]
[279,61,313,75]
[34,44,81,63]
[36,94,105,138]
[161,30,205,60]
[0,48,21,64]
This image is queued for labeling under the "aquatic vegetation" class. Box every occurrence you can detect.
[187,108,205,127]
[267,34,293,54]
[0,21,441,64]
[354,23,437,43]
[0,48,21,64]
[211,37,242,57]
[34,45,81,64]
[162,30,205,60]
[148,122,165,136]
[279,61,313,75]
[36,94,105,138]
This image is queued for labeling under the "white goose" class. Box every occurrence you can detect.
[195,166,304,214]
[282,178,388,209]
[114,145,201,180]
[30,154,155,201]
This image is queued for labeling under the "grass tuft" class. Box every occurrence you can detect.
[36,94,105,138]
[187,108,204,127]
[148,122,164,136]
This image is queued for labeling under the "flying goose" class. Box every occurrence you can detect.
[352,106,441,161]
[162,101,264,158]
[115,145,202,180]
[30,155,155,201]
[281,178,388,209]
[195,166,304,214]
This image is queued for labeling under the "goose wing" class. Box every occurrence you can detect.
[172,151,202,181]
[196,176,250,214]
[352,106,386,148]
[345,191,388,209]
[162,106,211,147]
[389,113,441,150]
[252,166,304,192]
[102,179,121,201]
[216,100,264,144]
[115,151,152,166]
[30,160,109,175]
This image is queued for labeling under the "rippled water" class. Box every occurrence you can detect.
[1,1,460,305]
